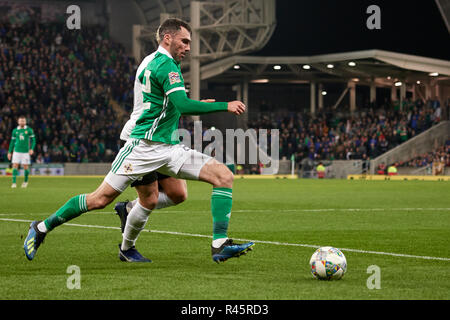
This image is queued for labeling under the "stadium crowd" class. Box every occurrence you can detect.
[0,17,446,168]
[399,139,450,169]
[249,97,445,164]
[0,18,134,163]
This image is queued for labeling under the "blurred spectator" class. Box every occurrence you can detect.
[399,140,450,171]
[387,163,398,176]
[316,162,325,179]
[377,162,386,175]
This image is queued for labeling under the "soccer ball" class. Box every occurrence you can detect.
[309,246,347,280]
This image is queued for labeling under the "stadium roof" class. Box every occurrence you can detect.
[186,49,450,87]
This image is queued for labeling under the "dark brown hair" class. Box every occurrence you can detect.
[156,18,192,43]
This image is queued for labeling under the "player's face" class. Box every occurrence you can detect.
[18,118,26,127]
[168,27,191,62]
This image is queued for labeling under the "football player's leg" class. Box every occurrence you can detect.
[198,159,234,242]
[40,179,121,233]
[115,172,158,232]
[116,174,187,221]
[25,175,125,261]
[155,175,187,209]
[120,181,158,262]
[11,162,18,187]
[198,158,254,262]
[22,164,29,187]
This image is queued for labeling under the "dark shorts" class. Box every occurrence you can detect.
[130,172,171,188]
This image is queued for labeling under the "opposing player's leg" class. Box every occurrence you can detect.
[24,173,133,261]
[115,172,158,233]
[197,158,254,263]
[119,180,159,262]
[115,173,188,233]
[157,174,188,207]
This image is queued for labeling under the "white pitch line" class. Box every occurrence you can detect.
[2,217,450,262]
[1,207,449,217]
[83,207,450,214]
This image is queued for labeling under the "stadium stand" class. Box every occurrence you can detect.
[0,18,134,163]
[248,97,443,164]
[0,16,446,172]
[398,139,450,170]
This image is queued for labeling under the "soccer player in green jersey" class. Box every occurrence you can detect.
[24,18,254,263]
[8,116,36,188]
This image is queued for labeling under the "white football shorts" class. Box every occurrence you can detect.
[104,139,212,193]
[11,152,31,165]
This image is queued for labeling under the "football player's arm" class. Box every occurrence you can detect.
[168,89,228,115]
[159,61,245,115]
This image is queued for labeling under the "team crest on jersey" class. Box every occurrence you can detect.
[123,163,133,173]
[168,72,181,85]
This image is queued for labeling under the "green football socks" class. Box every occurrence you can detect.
[24,169,29,182]
[43,194,88,231]
[12,168,18,184]
[211,187,232,240]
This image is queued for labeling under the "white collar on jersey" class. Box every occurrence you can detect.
[157,46,174,60]
[17,125,28,129]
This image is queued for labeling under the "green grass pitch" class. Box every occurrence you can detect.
[0,176,449,300]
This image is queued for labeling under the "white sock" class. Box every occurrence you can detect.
[121,201,152,251]
[212,238,228,248]
[127,192,175,212]
[37,221,48,233]
[155,192,175,210]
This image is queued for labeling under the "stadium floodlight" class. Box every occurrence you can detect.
[326,64,334,69]
[321,91,327,96]
[394,81,403,87]
[273,65,281,70]
[233,65,241,70]
[348,61,356,67]
[416,80,421,84]
[302,65,311,70]
[429,72,439,76]
[387,76,392,80]
[251,79,269,83]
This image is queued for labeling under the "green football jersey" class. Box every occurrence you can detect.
[130,47,186,144]
[9,126,36,153]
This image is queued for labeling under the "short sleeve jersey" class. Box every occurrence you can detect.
[9,126,35,153]
[130,47,186,144]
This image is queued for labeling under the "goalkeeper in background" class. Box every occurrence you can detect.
[8,115,36,188]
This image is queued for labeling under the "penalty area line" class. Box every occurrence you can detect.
[1,217,450,262]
